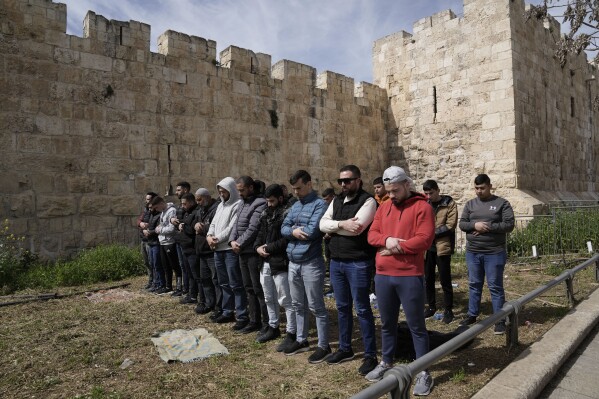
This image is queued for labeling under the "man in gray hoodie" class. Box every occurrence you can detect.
[151,196,179,294]
[207,177,247,327]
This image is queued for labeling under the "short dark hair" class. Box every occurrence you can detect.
[321,188,335,198]
[254,179,266,196]
[150,196,165,206]
[339,164,361,178]
[289,170,311,185]
[373,177,383,185]
[181,193,196,203]
[474,174,491,185]
[264,184,283,198]
[176,182,191,191]
[236,175,254,187]
[146,191,158,198]
[422,180,439,191]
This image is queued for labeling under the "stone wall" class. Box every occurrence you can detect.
[373,0,598,213]
[0,0,388,259]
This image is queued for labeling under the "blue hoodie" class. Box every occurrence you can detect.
[281,190,326,263]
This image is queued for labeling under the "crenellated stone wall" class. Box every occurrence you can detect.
[0,0,387,258]
[1,0,598,259]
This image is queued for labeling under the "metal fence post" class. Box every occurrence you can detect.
[595,257,599,282]
[565,270,575,306]
[386,366,412,399]
[506,301,519,349]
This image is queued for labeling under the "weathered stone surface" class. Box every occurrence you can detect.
[37,196,76,218]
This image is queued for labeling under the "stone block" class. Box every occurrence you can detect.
[80,195,110,214]
[37,196,77,218]
[482,113,501,129]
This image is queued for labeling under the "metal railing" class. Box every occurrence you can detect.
[350,253,599,399]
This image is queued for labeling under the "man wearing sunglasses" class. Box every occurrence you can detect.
[319,165,378,375]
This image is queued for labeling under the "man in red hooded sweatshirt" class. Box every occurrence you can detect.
[366,166,436,397]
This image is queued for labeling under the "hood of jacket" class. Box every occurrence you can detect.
[217,177,240,206]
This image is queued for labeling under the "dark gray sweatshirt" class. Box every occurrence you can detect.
[459,195,515,254]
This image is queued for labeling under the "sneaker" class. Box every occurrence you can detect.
[155,287,172,295]
[442,310,454,324]
[308,345,332,364]
[423,308,436,318]
[195,304,213,315]
[257,324,269,336]
[179,297,196,305]
[326,349,355,365]
[459,315,477,326]
[214,313,235,324]
[238,322,260,334]
[232,319,249,331]
[284,340,310,355]
[365,361,392,382]
[413,370,434,396]
[494,322,506,335]
[256,326,281,343]
[170,289,183,297]
[277,332,296,352]
[209,310,222,321]
[358,356,379,376]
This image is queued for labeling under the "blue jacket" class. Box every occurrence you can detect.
[281,190,326,263]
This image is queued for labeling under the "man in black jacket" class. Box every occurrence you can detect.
[142,200,165,291]
[177,193,199,305]
[194,188,220,317]
[137,191,158,289]
[254,184,296,348]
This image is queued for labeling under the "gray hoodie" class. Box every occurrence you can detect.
[207,177,242,251]
[158,202,177,245]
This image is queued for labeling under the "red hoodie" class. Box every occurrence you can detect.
[367,193,435,277]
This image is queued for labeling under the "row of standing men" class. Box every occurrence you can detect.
[137,165,514,396]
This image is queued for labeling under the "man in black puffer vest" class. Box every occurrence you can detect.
[319,164,378,376]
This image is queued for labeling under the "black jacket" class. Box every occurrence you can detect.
[254,204,290,274]
[146,210,161,246]
[195,199,219,256]
[178,204,199,255]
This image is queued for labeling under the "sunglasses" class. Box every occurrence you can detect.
[337,177,358,185]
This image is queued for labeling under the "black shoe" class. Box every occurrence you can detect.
[195,304,213,315]
[155,287,172,295]
[308,345,332,364]
[256,326,281,343]
[232,320,249,331]
[358,356,379,376]
[424,307,436,319]
[494,322,506,335]
[257,324,270,336]
[284,340,310,355]
[238,322,261,334]
[277,332,296,352]
[459,315,477,326]
[171,289,183,297]
[215,314,235,324]
[326,349,355,365]
[209,310,222,321]
[442,310,454,324]
[179,297,196,305]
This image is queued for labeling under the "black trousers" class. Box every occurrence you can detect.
[239,253,268,325]
[160,244,180,289]
[424,250,454,310]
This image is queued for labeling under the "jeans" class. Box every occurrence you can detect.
[199,254,220,310]
[149,244,165,288]
[466,250,507,317]
[288,257,329,349]
[240,253,268,326]
[375,274,429,365]
[424,250,454,310]
[141,241,153,284]
[330,259,376,358]
[260,262,296,333]
[214,250,248,320]
[185,253,200,300]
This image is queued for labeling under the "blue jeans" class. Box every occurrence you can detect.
[466,251,507,317]
[330,259,376,358]
[149,244,165,288]
[288,257,329,349]
[375,274,429,365]
[214,250,248,321]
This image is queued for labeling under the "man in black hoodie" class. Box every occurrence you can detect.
[177,193,199,305]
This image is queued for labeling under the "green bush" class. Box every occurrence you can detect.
[0,219,38,294]
[508,209,599,257]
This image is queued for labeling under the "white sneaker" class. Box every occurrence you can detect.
[413,370,434,396]
[365,361,392,382]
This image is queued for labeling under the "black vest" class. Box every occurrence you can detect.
[329,189,376,261]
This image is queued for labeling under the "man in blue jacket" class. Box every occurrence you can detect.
[281,170,330,364]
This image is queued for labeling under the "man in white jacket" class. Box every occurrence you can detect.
[207,177,247,327]
[151,196,180,295]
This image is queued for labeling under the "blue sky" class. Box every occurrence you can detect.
[61,0,468,83]
[61,1,560,84]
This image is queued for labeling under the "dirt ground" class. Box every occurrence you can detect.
[0,258,597,399]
